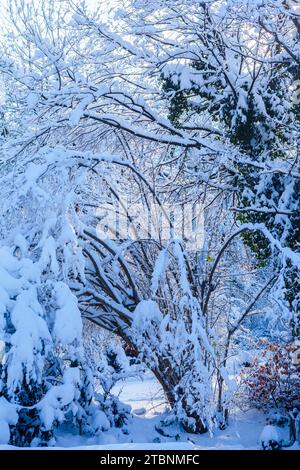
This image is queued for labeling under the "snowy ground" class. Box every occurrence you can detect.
[2,371,298,451]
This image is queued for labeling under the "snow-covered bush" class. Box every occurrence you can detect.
[259,425,281,451]
[128,241,217,433]
[92,340,133,431]
[0,151,109,446]
[0,243,95,445]
[0,397,18,445]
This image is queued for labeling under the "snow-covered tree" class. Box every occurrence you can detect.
[0,0,298,444]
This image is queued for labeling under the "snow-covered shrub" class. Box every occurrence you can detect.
[79,204,218,433]
[0,151,105,446]
[129,241,216,433]
[0,397,18,445]
[83,321,139,431]
[239,340,300,413]
[91,341,132,431]
[259,425,281,450]
[0,241,97,445]
[0,247,51,445]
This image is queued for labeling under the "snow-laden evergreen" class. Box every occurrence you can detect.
[0,150,129,445]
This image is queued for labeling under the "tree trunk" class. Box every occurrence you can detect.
[151,362,208,434]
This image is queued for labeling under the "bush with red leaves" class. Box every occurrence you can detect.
[239,340,300,412]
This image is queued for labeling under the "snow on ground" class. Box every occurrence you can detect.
[1,372,299,450]
[112,370,168,416]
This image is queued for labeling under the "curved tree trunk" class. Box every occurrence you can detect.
[116,330,208,434]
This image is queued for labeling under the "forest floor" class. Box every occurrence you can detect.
[1,371,299,450]
[41,372,300,450]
